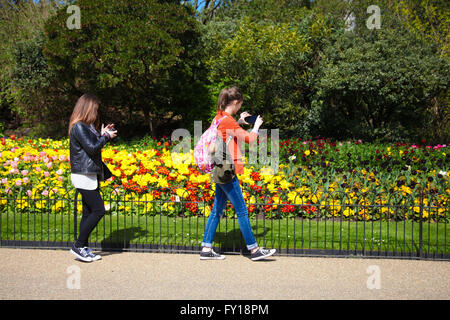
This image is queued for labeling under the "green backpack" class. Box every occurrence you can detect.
[210,135,235,184]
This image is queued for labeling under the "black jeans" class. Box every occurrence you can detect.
[74,186,106,248]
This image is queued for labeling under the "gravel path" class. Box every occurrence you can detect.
[0,248,449,300]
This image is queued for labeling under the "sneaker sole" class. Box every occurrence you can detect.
[200,256,225,260]
[70,249,93,262]
[251,250,276,261]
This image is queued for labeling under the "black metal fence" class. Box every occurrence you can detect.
[0,186,448,260]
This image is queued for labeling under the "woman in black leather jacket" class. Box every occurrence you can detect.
[68,93,117,262]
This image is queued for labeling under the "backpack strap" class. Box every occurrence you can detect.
[213,115,233,150]
[216,115,232,145]
[215,115,227,124]
[225,135,232,145]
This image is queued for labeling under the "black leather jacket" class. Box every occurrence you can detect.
[69,122,112,181]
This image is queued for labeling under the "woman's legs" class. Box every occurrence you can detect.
[220,177,258,251]
[74,186,106,248]
[201,177,258,251]
[201,183,227,248]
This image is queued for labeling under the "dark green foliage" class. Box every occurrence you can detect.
[1,0,448,143]
[43,0,210,139]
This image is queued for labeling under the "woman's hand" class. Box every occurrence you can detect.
[254,115,263,129]
[238,112,251,125]
[101,123,117,139]
[101,123,112,135]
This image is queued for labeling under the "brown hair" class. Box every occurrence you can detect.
[68,93,100,136]
[217,87,243,111]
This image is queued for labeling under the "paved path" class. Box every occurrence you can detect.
[0,248,449,300]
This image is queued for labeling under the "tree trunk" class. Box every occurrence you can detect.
[143,107,156,138]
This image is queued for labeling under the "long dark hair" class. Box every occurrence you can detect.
[217,87,243,111]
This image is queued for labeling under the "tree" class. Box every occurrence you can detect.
[393,0,449,58]
[44,0,208,138]
[392,0,450,141]
[308,25,449,143]
[185,0,231,23]
[0,0,66,136]
[201,0,330,137]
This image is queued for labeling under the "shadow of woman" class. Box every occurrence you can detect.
[213,227,271,256]
[97,227,149,256]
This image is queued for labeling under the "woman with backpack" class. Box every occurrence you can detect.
[68,93,117,262]
[200,87,276,261]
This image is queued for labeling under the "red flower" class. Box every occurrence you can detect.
[281,204,295,213]
[250,184,262,193]
[250,172,261,181]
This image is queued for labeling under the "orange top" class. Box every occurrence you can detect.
[214,110,258,174]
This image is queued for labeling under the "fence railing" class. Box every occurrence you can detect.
[0,186,448,260]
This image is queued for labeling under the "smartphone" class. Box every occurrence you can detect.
[244,115,258,124]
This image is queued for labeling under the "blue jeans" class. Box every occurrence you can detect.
[201,176,258,250]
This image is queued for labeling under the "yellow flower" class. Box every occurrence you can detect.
[310,192,322,203]
[287,191,299,203]
[381,207,394,215]
[119,205,131,213]
[400,185,412,196]
[260,166,275,176]
[16,198,29,210]
[157,178,169,189]
[36,200,48,209]
[145,202,155,213]
[175,188,188,199]
[161,202,175,213]
[304,150,310,156]
[358,208,370,220]
[52,200,65,212]
[279,179,292,190]
[200,205,211,217]
[267,183,277,193]
[171,152,192,165]
[343,207,354,217]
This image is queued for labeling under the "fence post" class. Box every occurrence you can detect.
[419,191,423,259]
[74,189,79,242]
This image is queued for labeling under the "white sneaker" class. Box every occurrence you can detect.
[84,247,102,261]
[70,244,93,262]
[250,247,276,261]
[200,249,225,260]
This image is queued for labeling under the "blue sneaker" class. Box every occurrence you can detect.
[70,244,93,262]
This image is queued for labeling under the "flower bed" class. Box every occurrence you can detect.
[0,135,448,221]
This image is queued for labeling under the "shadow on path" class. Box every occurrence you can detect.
[214,227,276,261]
[97,227,149,256]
